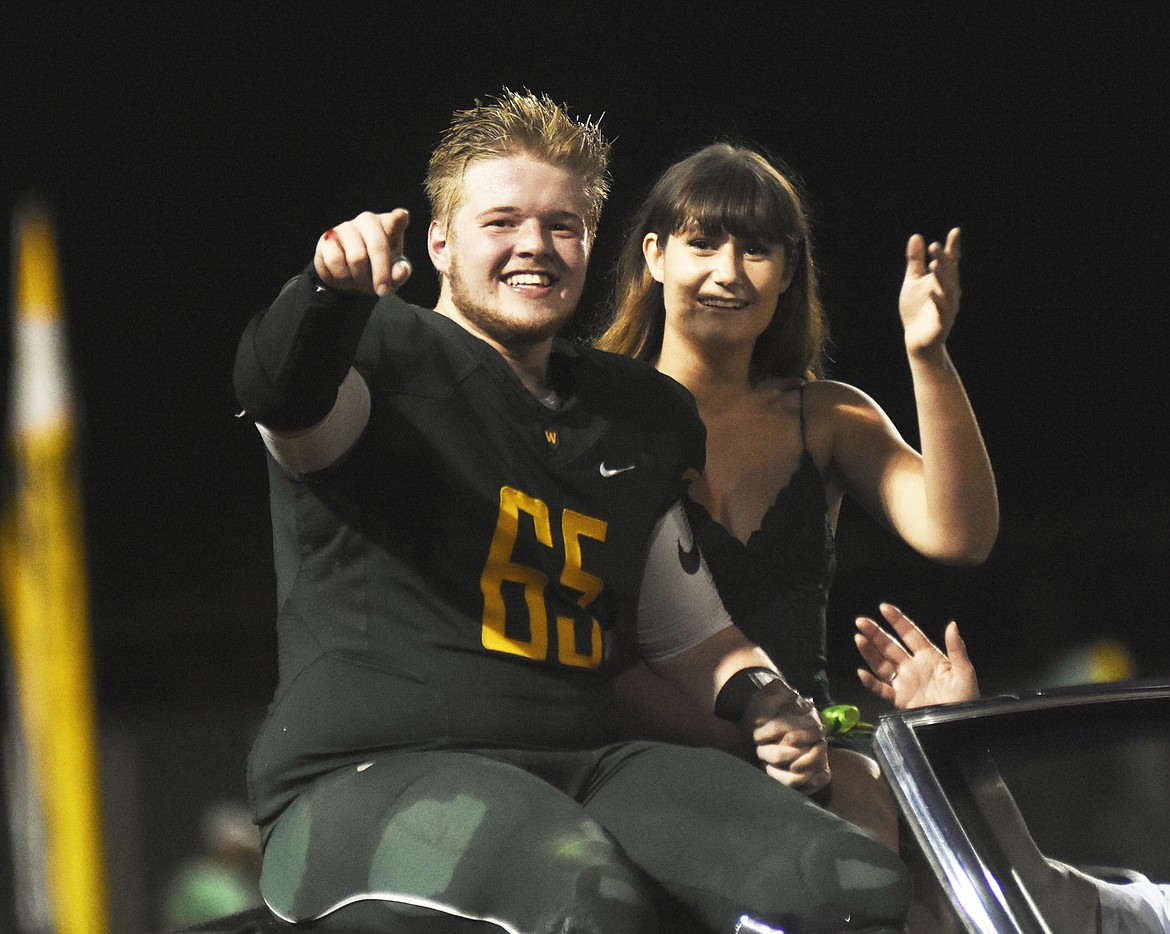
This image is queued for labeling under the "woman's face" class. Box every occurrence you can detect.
[643,221,794,352]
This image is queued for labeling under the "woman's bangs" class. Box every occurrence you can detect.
[674,168,798,245]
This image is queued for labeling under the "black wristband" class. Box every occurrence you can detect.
[306,262,336,294]
[714,667,784,722]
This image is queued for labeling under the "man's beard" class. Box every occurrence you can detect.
[446,260,572,348]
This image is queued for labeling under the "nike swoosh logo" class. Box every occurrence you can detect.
[599,462,636,478]
[677,538,700,575]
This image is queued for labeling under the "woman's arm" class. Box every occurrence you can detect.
[826,229,998,564]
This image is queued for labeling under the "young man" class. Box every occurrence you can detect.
[234,89,911,933]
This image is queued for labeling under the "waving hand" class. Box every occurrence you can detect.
[855,603,979,709]
[899,227,961,355]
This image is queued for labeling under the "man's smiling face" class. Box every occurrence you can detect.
[429,154,591,351]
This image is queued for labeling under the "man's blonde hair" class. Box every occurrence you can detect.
[425,89,611,239]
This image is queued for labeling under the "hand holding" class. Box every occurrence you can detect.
[745,681,830,794]
[855,603,979,709]
[899,227,961,355]
[314,208,413,296]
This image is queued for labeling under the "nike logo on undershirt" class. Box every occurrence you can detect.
[599,462,636,478]
[677,538,700,574]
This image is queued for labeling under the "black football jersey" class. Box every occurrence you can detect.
[247,291,704,824]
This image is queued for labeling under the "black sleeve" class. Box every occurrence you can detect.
[233,265,378,430]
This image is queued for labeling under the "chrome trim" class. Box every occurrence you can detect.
[874,717,1027,933]
[875,680,1170,933]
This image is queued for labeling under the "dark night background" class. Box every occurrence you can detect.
[3,2,1168,927]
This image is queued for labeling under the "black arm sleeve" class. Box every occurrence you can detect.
[233,265,378,430]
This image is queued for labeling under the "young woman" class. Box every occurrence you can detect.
[598,142,997,713]
[598,145,996,884]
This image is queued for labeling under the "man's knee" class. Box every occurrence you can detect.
[795,827,912,927]
[727,821,912,932]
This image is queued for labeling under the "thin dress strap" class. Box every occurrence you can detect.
[798,381,810,451]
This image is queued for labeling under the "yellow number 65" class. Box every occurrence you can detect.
[480,486,606,668]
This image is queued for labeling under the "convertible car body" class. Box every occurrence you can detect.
[873,679,1170,933]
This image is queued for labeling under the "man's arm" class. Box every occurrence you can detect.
[233,209,413,473]
[632,501,830,793]
[651,625,830,794]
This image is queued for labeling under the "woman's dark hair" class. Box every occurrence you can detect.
[596,142,826,380]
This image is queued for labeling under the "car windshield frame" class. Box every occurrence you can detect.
[873,680,1170,934]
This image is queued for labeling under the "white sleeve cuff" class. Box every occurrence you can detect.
[256,367,371,475]
[1095,877,1170,934]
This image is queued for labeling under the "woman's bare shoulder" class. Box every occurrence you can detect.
[802,377,882,410]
